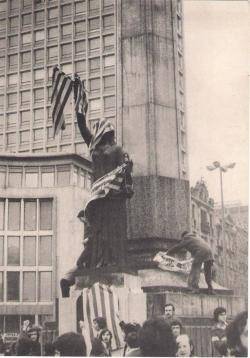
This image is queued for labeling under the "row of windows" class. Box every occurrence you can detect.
[0,13,114,32]
[1,0,114,14]
[0,199,53,231]
[0,270,52,302]
[0,165,91,189]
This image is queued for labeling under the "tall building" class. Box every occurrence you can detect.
[0,0,190,337]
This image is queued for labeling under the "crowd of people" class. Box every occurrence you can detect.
[0,305,247,357]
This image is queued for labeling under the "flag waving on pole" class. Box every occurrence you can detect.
[74,75,88,116]
[51,66,73,136]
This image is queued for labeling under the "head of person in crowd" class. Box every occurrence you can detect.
[27,325,41,342]
[226,311,248,357]
[214,307,227,325]
[53,332,86,356]
[170,318,184,338]
[164,303,175,320]
[138,318,176,357]
[99,328,112,347]
[123,323,141,349]
[93,317,107,333]
[176,334,194,357]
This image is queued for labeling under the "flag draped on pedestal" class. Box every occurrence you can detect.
[81,282,123,355]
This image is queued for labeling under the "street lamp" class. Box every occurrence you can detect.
[206,161,236,286]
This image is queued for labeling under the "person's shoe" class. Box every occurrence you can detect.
[60,279,70,298]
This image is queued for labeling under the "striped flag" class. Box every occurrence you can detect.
[74,75,88,116]
[51,66,73,136]
[81,283,123,355]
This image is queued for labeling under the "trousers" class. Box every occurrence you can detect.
[188,258,213,289]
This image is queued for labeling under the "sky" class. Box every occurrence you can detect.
[183,1,249,206]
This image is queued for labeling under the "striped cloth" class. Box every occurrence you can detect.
[89,118,114,154]
[74,75,88,116]
[81,283,123,355]
[84,163,128,212]
[51,66,73,136]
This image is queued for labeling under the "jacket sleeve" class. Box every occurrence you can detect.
[167,240,187,256]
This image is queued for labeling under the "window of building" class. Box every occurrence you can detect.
[33,128,43,142]
[22,13,31,27]
[75,60,86,76]
[39,236,52,266]
[7,93,17,108]
[22,0,31,9]
[21,71,31,85]
[35,29,44,43]
[89,98,101,112]
[89,57,100,73]
[48,27,58,41]
[10,0,19,11]
[8,168,22,188]
[0,57,5,69]
[103,55,115,69]
[61,4,71,18]
[0,37,5,50]
[48,46,58,62]
[39,272,52,301]
[34,88,44,103]
[75,1,86,15]
[8,35,18,47]
[7,73,17,87]
[20,130,30,145]
[6,133,16,146]
[61,123,71,142]
[22,32,31,46]
[21,52,31,66]
[34,49,44,65]
[89,17,99,32]
[0,76,4,88]
[21,90,30,106]
[6,113,16,129]
[9,16,18,31]
[0,237,3,265]
[7,236,20,266]
[89,0,99,11]
[0,200,5,230]
[35,10,44,25]
[34,69,44,84]
[57,165,70,186]
[103,34,114,51]
[0,18,6,31]
[23,272,36,301]
[90,78,100,93]
[34,108,44,125]
[48,7,57,21]
[104,96,115,110]
[20,110,30,127]
[24,200,37,231]
[23,236,36,266]
[7,272,19,301]
[25,169,38,188]
[103,15,114,30]
[103,0,114,9]
[61,24,72,39]
[74,21,85,37]
[74,40,85,56]
[104,75,115,91]
[41,168,54,187]
[61,43,72,60]
[0,2,6,14]
[40,199,52,230]
[89,37,99,52]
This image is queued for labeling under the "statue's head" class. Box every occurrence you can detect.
[90,119,115,153]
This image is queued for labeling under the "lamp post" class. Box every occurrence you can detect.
[206,161,236,286]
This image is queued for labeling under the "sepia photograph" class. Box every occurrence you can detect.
[0,0,248,356]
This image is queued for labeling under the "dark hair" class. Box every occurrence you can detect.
[53,332,86,356]
[164,303,175,312]
[226,311,248,355]
[27,325,41,341]
[99,329,112,345]
[44,342,55,356]
[138,318,176,357]
[213,307,227,322]
[16,338,34,356]
[93,317,107,330]
[170,318,183,329]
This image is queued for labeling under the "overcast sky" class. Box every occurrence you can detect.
[183,0,248,206]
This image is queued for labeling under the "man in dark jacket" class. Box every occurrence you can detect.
[167,231,214,294]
